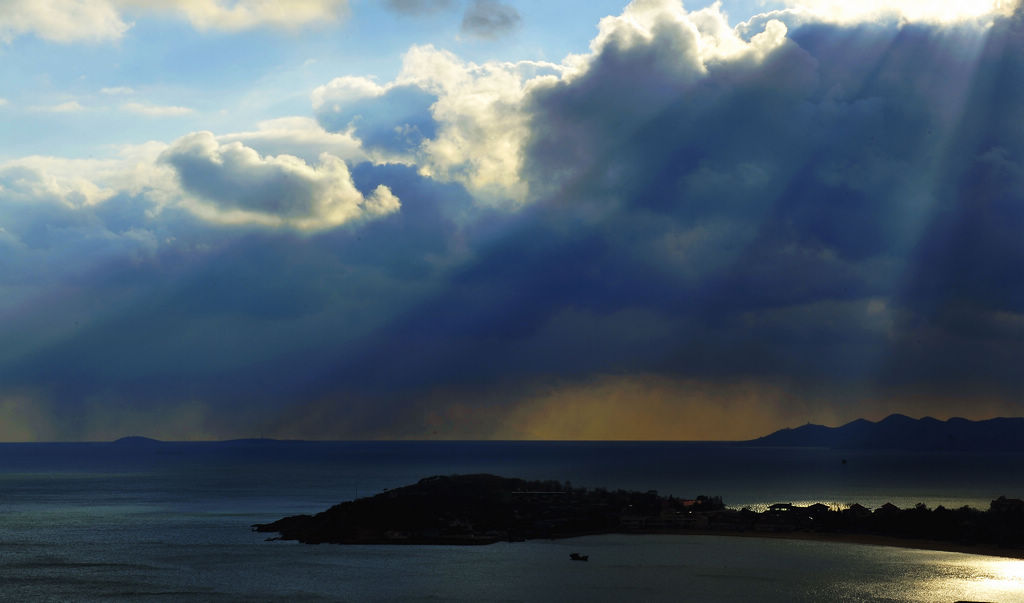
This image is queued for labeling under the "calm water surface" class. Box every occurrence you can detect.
[2,441,1023,601]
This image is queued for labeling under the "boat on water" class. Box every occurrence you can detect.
[569,553,588,561]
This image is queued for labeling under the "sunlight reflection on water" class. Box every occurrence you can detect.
[958,557,1024,600]
[902,554,1024,602]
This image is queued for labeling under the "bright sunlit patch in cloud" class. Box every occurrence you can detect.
[482,375,799,440]
[784,0,1016,23]
[584,0,789,73]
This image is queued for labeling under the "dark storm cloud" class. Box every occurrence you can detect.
[509,10,1021,387]
[461,0,521,38]
[306,5,1024,408]
[0,163,485,431]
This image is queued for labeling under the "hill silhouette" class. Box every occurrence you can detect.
[750,414,1024,450]
[109,436,164,446]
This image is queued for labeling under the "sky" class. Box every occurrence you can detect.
[0,0,1022,441]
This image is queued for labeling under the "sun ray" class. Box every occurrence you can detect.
[787,0,1016,24]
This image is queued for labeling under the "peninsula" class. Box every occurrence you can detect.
[253,474,1024,557]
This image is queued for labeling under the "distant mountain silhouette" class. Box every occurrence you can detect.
[750,414,1024,451]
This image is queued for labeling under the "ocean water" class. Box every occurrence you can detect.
[2,441,1024,601]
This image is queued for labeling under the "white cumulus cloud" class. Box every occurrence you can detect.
[313,47,566,205]
[397,46,548,205]
[0,0,129,43]
[159,131,399,231]
[313,0,791,207]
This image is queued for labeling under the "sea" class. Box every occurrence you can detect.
[2,440,1024,602]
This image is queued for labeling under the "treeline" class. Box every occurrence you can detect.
[730,497,1024,548]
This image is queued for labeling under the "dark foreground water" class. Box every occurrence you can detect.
[2,441,1024,601]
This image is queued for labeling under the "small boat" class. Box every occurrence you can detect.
[569,553,588,561]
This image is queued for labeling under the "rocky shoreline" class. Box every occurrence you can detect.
[252,474,1024,557]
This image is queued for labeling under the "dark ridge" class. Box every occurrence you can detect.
[748,415,1024,451]
[253,473,723,544]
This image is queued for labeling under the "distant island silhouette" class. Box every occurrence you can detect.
[109,436,164,446]
[748,414,1024,451]
[252,474,1024,558]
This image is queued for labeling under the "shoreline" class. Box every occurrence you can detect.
[634,529,1024,560]
[265,528,1024,559]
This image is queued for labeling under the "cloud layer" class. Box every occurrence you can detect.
[2,0,1023,439]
